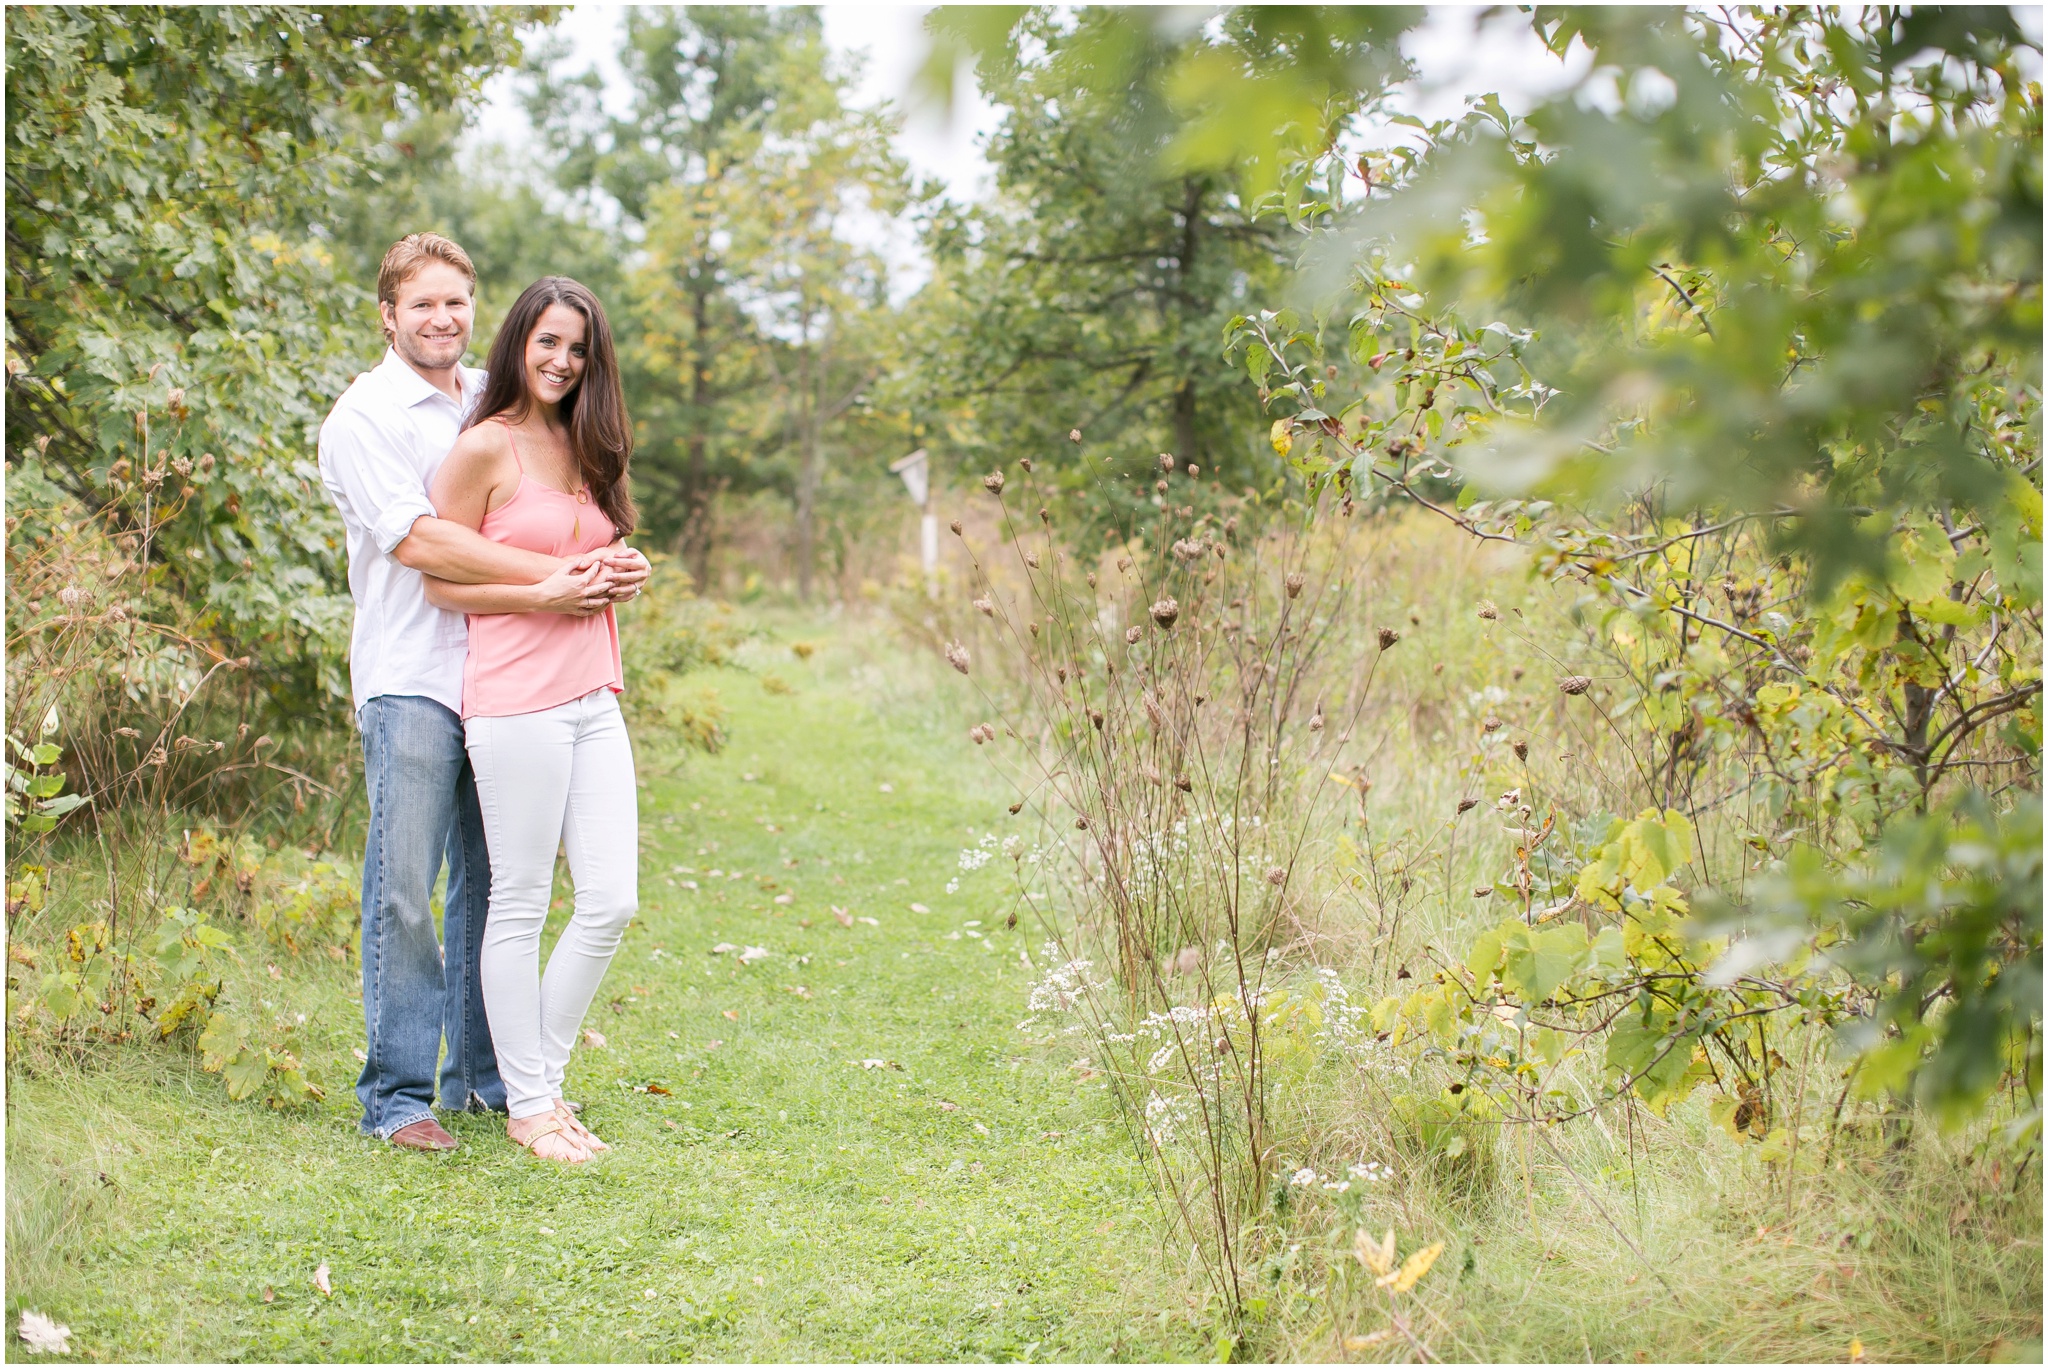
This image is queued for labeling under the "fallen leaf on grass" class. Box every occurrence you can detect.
[857,916,879,927]
[973,1122,989,1136]
[1354,1227,1396,1277]
[722,1010,739,1021]
[582,1028,608,1049]
[1343,1329,1395,1351]
[645,1084,672,1096]
[773,894,793,906]
[853,1059,904,1071]
[313,1262,333,1297]
[786,985,812,1000]
[1376,1241,1443,1293]
[938,1100,958,1111]
[18,1310,72,1354]
[710,943,739,955]
[353,1048,368,1063]
[706,1038,725,1049]
[831,906,854,927]
[261,1287,275,1304]
[909,902,930,913]
[737,946,770,964]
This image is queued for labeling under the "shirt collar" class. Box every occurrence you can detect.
[375,347,480,411]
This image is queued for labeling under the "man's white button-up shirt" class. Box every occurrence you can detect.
[317,349,487,716]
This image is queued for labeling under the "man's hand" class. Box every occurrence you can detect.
[532,558,616,616]
[599,545,652,603]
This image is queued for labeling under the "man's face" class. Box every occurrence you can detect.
[380,261,474,373]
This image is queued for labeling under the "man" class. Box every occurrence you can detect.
[318,233,648,1150]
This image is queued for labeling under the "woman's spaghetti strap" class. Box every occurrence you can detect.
[494,417,527,473]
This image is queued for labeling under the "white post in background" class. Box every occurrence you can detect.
[889,447,937,597]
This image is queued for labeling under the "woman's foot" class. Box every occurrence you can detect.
[554,1099,609,1152]
[507,1113,590,1164]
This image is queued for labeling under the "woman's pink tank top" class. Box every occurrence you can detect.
[461,423,625,720]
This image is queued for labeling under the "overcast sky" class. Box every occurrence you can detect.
[470,5,1589,206]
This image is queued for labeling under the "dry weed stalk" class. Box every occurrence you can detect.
[946,453,1400,1326]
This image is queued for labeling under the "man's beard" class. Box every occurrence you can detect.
[394,329,465,371]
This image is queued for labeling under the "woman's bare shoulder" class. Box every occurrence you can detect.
[444,417,517,471]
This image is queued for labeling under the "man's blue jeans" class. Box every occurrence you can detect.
[356,694,505,1137]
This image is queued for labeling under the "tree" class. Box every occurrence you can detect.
[5,5,533,707]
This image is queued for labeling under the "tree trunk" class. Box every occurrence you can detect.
[793,321,822,602]
[683,276,715,590]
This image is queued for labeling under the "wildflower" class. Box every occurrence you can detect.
[983,471,1005,495]
[944,642,971,675]
[1285,572,1305,599]
[973,597,995,617]
[1559,675,1592,695]
[1377,627,1400,649]
[1149,596,1179,629]
[1288,1167,1317,1188]
[1069,428,1082,443]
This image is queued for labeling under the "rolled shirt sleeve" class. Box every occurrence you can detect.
[318,405,437,554]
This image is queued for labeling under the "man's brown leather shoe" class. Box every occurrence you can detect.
[389,1118,459,1152]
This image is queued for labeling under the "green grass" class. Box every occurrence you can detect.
[5,624,1206,1362]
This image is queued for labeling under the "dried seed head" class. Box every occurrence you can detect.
[1511,665,1526,682]
[1408,607,1422,625]
[1481,717,1503,733]
[1086,572,1097,588]
[1512,740,1529,761]
[1154,479,1168,495]
[1223,517,1238,536]
[1006,910,1018,929]
[1264,866,1287,887]
[1187,464,1200,478]
[1472,886,1491,899]
[1159,453,1176,471]
[1089,709,1104,730]
[969,725,987,744]
[950,520,963,535]
[983,471,1006,495]
[1023,551,1040,569]
[1377,627,1400,649]
[1068,429,1082,443]
[1020,457,1033,472]
[57,584,85,609]
[1125,626,1142,645]
[1038,508,1051,526]
[944,642,971,675]
[1456,798,1478,814]
[973,597,995,617]
[1284,572,1305,599]
[1008,802,1023,815]
[1172,538,1203,562]
[1055,665,1067,683]
[1149,596,1179,629]
[1478,602,1499,620]
[1174,774,1192,792]
[1142,764,1164,787]
[171,455,193,477]
[1117,557,1132,573]
[1559,675,1593,696]
[1432,662,1444,675]
[1075,815,1089,830]
[1028,621,1040,637]
[198,453,215,474]
[1308,711,1324,732]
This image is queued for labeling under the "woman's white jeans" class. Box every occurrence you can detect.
[465,688,638,1121]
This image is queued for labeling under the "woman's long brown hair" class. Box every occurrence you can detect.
[465,276,637,537]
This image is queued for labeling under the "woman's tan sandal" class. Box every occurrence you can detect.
[510,1115,588,1164]
[554,1101,609,1152]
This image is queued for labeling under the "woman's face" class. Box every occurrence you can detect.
[523,301,588,408]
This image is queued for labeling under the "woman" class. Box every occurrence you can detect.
[424,277,640,1164]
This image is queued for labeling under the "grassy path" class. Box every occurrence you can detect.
[7,629,1200,1362]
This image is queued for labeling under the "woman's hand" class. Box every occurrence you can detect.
[599,544,651,603]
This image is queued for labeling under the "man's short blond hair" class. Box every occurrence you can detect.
[377,232,476,310]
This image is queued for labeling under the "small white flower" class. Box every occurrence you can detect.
[1288,1167,1317,1188]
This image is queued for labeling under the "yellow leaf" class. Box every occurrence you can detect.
[1353,1226,1396,1277]
[1377,1240,1444,1293]
[1343,1329,1395,1350]
[1848,1336,1865,1363]
[1269,418,1293,457]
